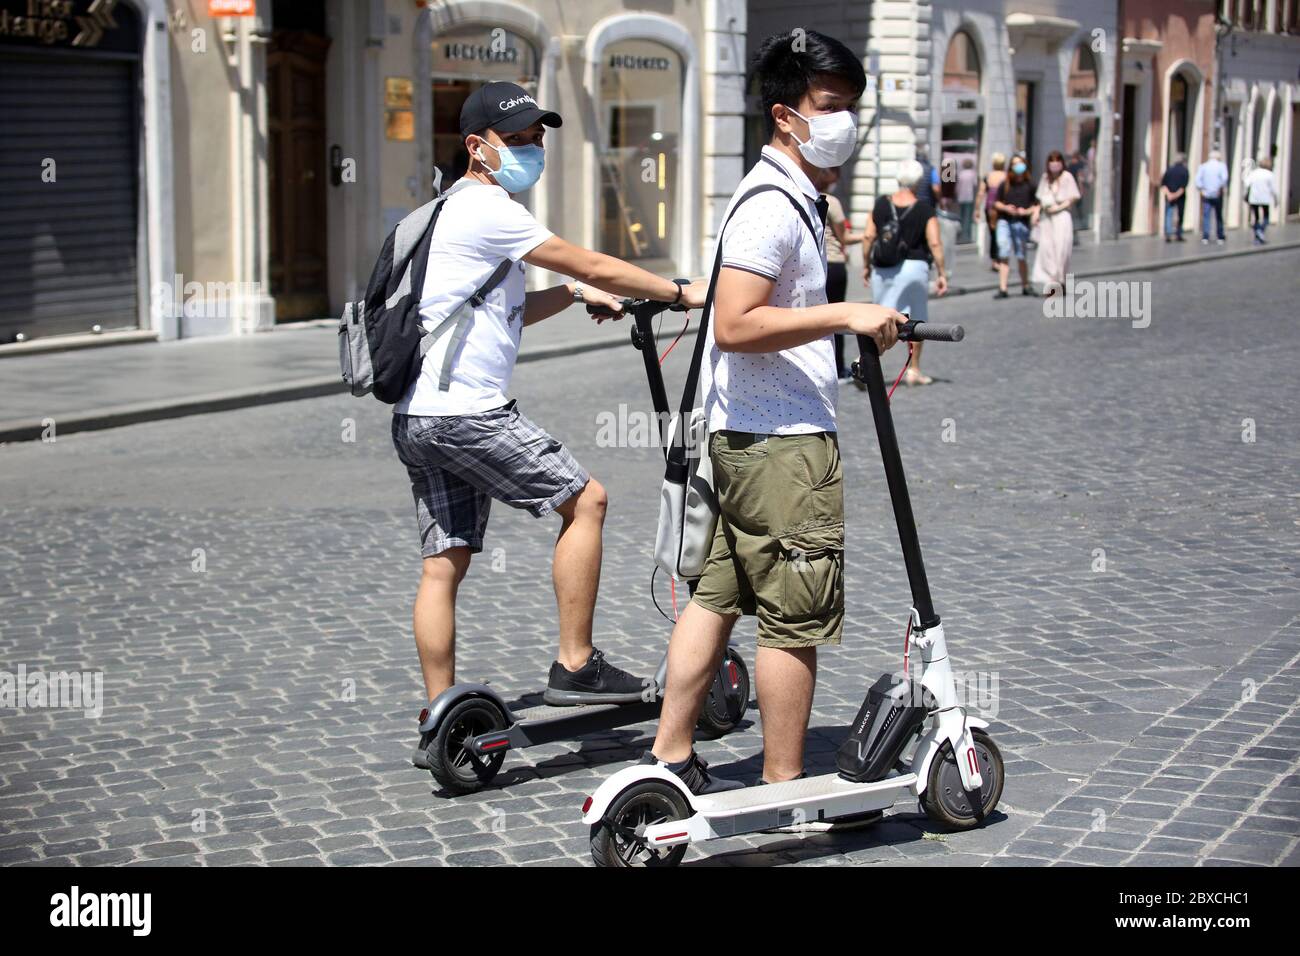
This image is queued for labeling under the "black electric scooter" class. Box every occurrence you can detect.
[414,298,750,795]
[582,320,1005,865]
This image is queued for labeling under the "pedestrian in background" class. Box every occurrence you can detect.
[1032,149,1080,296]
[812,166,864,381]
[863,159,948,386]
[1160,152,1189,242]
[976,152,1007,272]
[1195,149,1229,245]
[956,157,978,243]
[992,153,1039,298]
[1244,157,1277,245]
[913,146,939,207]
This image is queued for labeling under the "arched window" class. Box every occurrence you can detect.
[597,39,683,264]
[1068,44,1098,98]
[1065,43,1101,230]
[1168,72,1193,164]
[430,25,540,188]
[943,31,981,93]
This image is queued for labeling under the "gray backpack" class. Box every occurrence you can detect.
[338,179,511,404]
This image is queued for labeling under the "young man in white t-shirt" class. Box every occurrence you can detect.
[642,32,907,795]
[397,83,707,754]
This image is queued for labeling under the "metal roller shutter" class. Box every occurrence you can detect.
[0,53,139,342]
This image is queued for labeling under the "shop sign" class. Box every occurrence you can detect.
[0,0,139,52]
[432,26,537,79]
[1066,97,1099,118]
[209,0,255,15]
[385,76,413,109]
[940,91,985,116]
[609,53,671,71]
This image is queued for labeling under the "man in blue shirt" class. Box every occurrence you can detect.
[1160,153,1189,241]
[1194,150,1229,244]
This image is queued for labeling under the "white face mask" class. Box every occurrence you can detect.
[787,107,858,168]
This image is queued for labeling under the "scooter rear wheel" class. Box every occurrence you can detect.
[922,729,1004,830]
[590,781,691,867]
[695,646,751,739]
[425,698,508,796]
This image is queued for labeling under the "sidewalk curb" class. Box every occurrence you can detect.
[2,242,1294,445]
[942,237,1300,297]
[0,323,698,445]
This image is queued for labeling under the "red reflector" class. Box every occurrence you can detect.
[727,661,739,686]
[417,708,429,724]
[480,738,510,750]
[582,796,593,814]
[655,831,689,842]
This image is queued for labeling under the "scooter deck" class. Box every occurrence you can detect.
[510,698,658,726]
[674,770,918,839]
[695,770,916,813]
[476,697,661,753]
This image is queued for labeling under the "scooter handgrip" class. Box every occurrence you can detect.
[900,321,964,343]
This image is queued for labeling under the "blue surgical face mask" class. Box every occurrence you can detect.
[1011,162,1027,175]
[477,140,545,193]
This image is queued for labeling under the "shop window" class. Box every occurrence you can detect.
[598,39,683,266]
[1065,44,1101,230]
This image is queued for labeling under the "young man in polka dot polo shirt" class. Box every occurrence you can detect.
[641,31,908,796]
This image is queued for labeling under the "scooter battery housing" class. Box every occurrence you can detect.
[836,674,928,782]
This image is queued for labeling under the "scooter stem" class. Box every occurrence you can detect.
[854,336,939,629]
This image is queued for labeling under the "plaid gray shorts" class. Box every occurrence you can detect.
[391,400,589,558]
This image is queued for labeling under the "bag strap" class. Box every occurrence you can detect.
[469,259,512,307]
[667,182,818,463]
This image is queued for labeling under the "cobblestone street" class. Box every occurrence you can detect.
[1,251,1297,867]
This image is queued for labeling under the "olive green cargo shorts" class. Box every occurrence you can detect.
[692,430,845,648]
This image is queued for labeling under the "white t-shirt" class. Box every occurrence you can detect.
[1245,168,1276,206]
[702,146,837,436]
[395,181,553,416]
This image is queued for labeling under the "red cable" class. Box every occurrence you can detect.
[886,343,914,401]
[658,311,690,365]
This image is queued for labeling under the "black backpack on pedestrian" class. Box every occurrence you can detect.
[338,180,510,404]
[871,200,914,268]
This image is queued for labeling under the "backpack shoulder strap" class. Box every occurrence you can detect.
[470,259,512,307]
[668,182,815,460]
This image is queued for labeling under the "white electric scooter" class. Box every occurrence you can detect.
[581,322,1004,866]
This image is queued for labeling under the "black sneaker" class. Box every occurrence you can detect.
[993,289,1009,300]
[544,647,648,705]
[641,750,744,796]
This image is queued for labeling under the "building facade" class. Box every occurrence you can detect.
[0,0,1293,348]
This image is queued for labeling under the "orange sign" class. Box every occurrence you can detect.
[208,0,255,15]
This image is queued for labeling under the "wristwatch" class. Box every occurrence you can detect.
[572,282,585,302]
[671,277,689,304]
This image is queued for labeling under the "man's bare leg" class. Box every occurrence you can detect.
[756,646,817,782]
[551,478,608,671]
[651,601,737,763]
[414,547,472,700]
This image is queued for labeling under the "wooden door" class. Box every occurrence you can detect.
[268,31,330,321]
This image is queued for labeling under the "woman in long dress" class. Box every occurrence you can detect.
[1031,150,1081,295]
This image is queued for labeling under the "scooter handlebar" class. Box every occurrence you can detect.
[585,296,687,320]
[899,320,964,342]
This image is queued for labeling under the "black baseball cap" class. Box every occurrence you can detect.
[459,82,562,138]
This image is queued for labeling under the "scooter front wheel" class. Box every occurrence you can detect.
[922,728,1004,830]
[590,781,691,867]
[695,646,751,739]
[425,697,508,796]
